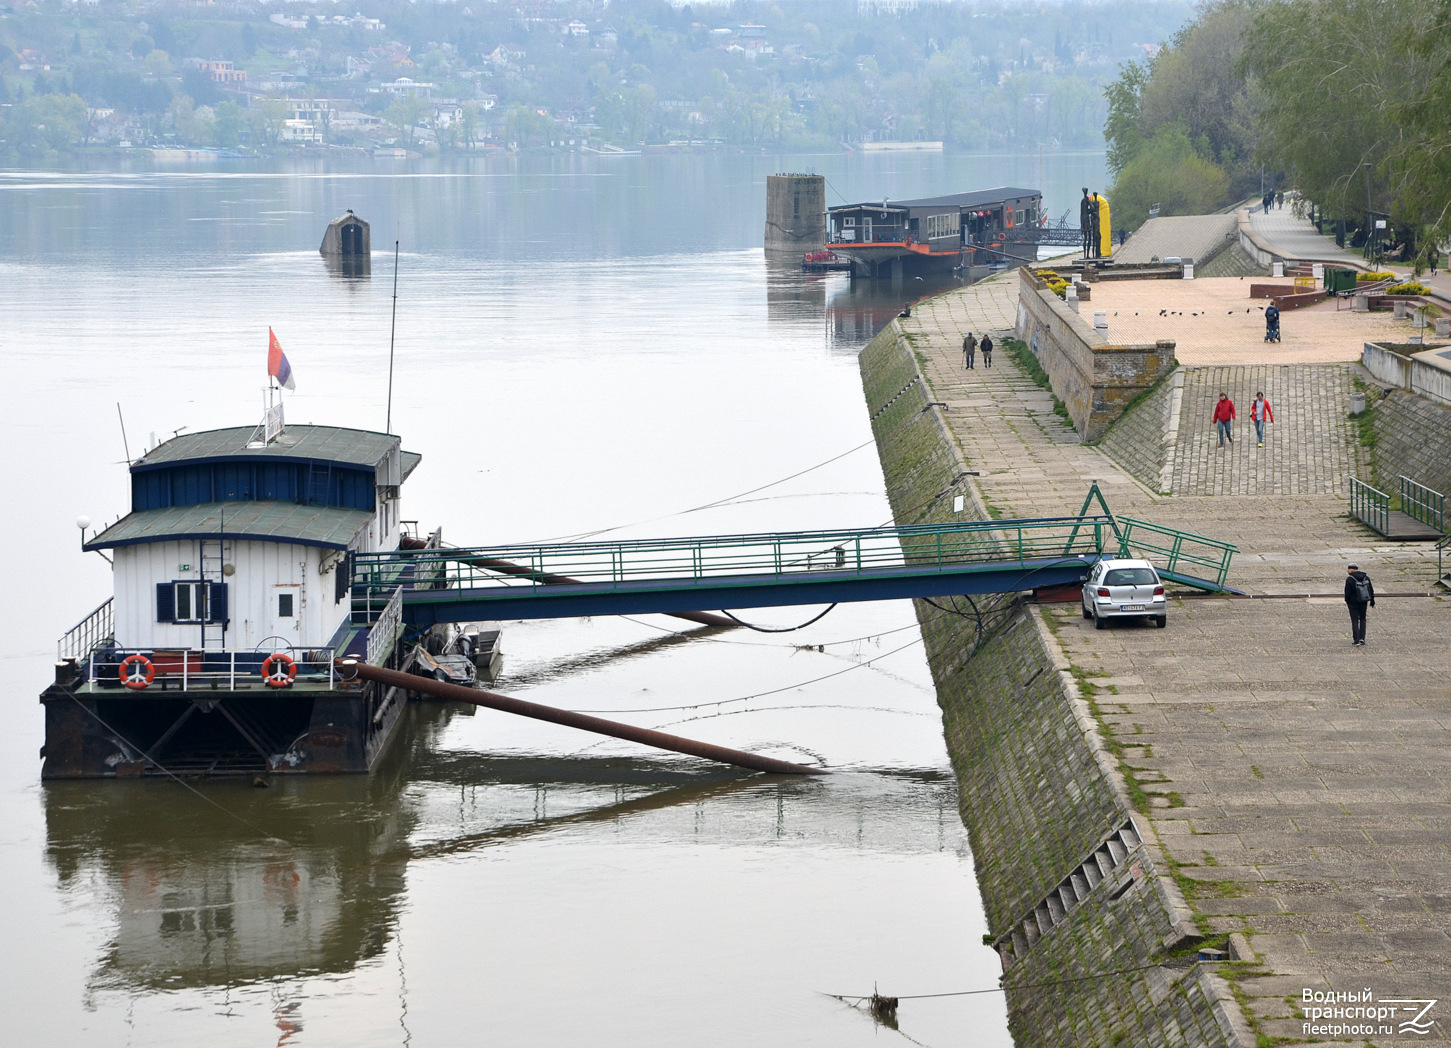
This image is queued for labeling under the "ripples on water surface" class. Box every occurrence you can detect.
[1,153,1104,1045]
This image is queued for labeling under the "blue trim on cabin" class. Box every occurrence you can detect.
[131,458,377,513]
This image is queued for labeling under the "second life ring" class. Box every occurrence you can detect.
[261,653,297,688]
[119,654,155,690]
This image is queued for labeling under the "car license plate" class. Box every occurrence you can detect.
[1120,604,1146,612]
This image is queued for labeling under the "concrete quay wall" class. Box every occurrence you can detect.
[1368,385,1451,497]
[1014,270,1178,442]
[859,324,1245,1047]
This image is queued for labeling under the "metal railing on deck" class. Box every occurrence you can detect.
[1116,518,1237,590]
[1350,477,1390,535]
[352,516,1121,605]
[58,598,113,661]
[86,646,335,691]
[1399,475,1445,532]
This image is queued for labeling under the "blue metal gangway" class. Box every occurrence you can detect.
[352,485,1240,627]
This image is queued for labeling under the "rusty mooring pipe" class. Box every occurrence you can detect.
[338,659,825,776]
[400,539,738,630]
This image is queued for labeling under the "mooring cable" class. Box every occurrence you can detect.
[535,438,877,542]
[567,637,925,715]
[718,604,839,633]
[62,692,293,846]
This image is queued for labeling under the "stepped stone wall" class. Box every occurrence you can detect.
[1094,372,1177,492]
[860,322,1243,1048]
[1014,272,1178,442]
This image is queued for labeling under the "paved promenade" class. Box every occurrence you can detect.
[1084,277,1415,365]
[1249,200,1451,308]
[899,273,1451,1045]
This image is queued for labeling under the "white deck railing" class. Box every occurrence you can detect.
[58,598,114,661]
[87,646,335,691]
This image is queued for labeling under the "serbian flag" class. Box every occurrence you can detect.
[268,328,296,390]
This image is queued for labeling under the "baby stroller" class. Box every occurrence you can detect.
[1264,306,1281,343]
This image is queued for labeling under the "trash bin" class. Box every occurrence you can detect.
[1324,267,1357,294]
[1349,392,1367,415]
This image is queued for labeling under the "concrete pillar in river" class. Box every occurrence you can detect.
[764,174,826,256]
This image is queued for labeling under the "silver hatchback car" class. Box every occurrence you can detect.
[1081,558,1168,629]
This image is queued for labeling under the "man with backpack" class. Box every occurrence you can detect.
[1344,564,1376,646]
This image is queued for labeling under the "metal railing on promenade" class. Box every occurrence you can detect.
[1350,477,1390,535]
[1399,475,1445,533]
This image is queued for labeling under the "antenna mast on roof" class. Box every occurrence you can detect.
[386,239,399,434]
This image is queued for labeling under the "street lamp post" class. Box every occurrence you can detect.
[1363,162,1374,262]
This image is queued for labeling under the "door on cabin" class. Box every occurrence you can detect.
[274,585,303,649]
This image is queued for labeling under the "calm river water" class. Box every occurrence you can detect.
[0,150,1105,1047]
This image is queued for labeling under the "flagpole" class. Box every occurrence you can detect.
[386,239,399,434]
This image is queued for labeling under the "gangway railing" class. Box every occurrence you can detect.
[353,515,1122,617]
[1116,518,1237,590]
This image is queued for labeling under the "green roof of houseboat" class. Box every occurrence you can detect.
[133,424,421,478]
[84,501,374,551]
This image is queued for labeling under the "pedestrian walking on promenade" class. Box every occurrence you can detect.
[963,332,977,370]
[1276,190,1284,209]
[1344,564,1376,646]
[1213,393,1236,447]
[1250,391,1274,447]
[1429,244,1440,277]
[1264,301,1281,343]
[981,334,994,368]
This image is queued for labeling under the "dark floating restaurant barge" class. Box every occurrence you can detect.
[825,186,1044,278]
[40,408,452,779]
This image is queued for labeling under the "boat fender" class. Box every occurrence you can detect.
[119,654,155,690]
[261,653,297,688]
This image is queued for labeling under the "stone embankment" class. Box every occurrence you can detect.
[861,271,1451,1047]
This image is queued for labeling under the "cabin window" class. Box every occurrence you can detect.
[925,213,956,240]
[842,217,855,227]
[278,593,295,618]
[175,582,205,622]
[157,581,227,624]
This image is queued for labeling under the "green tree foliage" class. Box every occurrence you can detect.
[1109,125,1230,227]
[212,101,244,149]
[1244,0,1438,230]
[1392,0,1451,245]
[3,92,88,155]
[384,95,429,144]
[1103,0,1258,203]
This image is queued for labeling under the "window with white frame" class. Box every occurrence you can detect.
[924,213,957,240]
[173,581,207,622]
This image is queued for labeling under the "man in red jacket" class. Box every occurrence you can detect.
[1213,393,1236,447]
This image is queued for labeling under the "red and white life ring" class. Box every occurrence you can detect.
[119,654,155,690]
[260,653,297,688]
